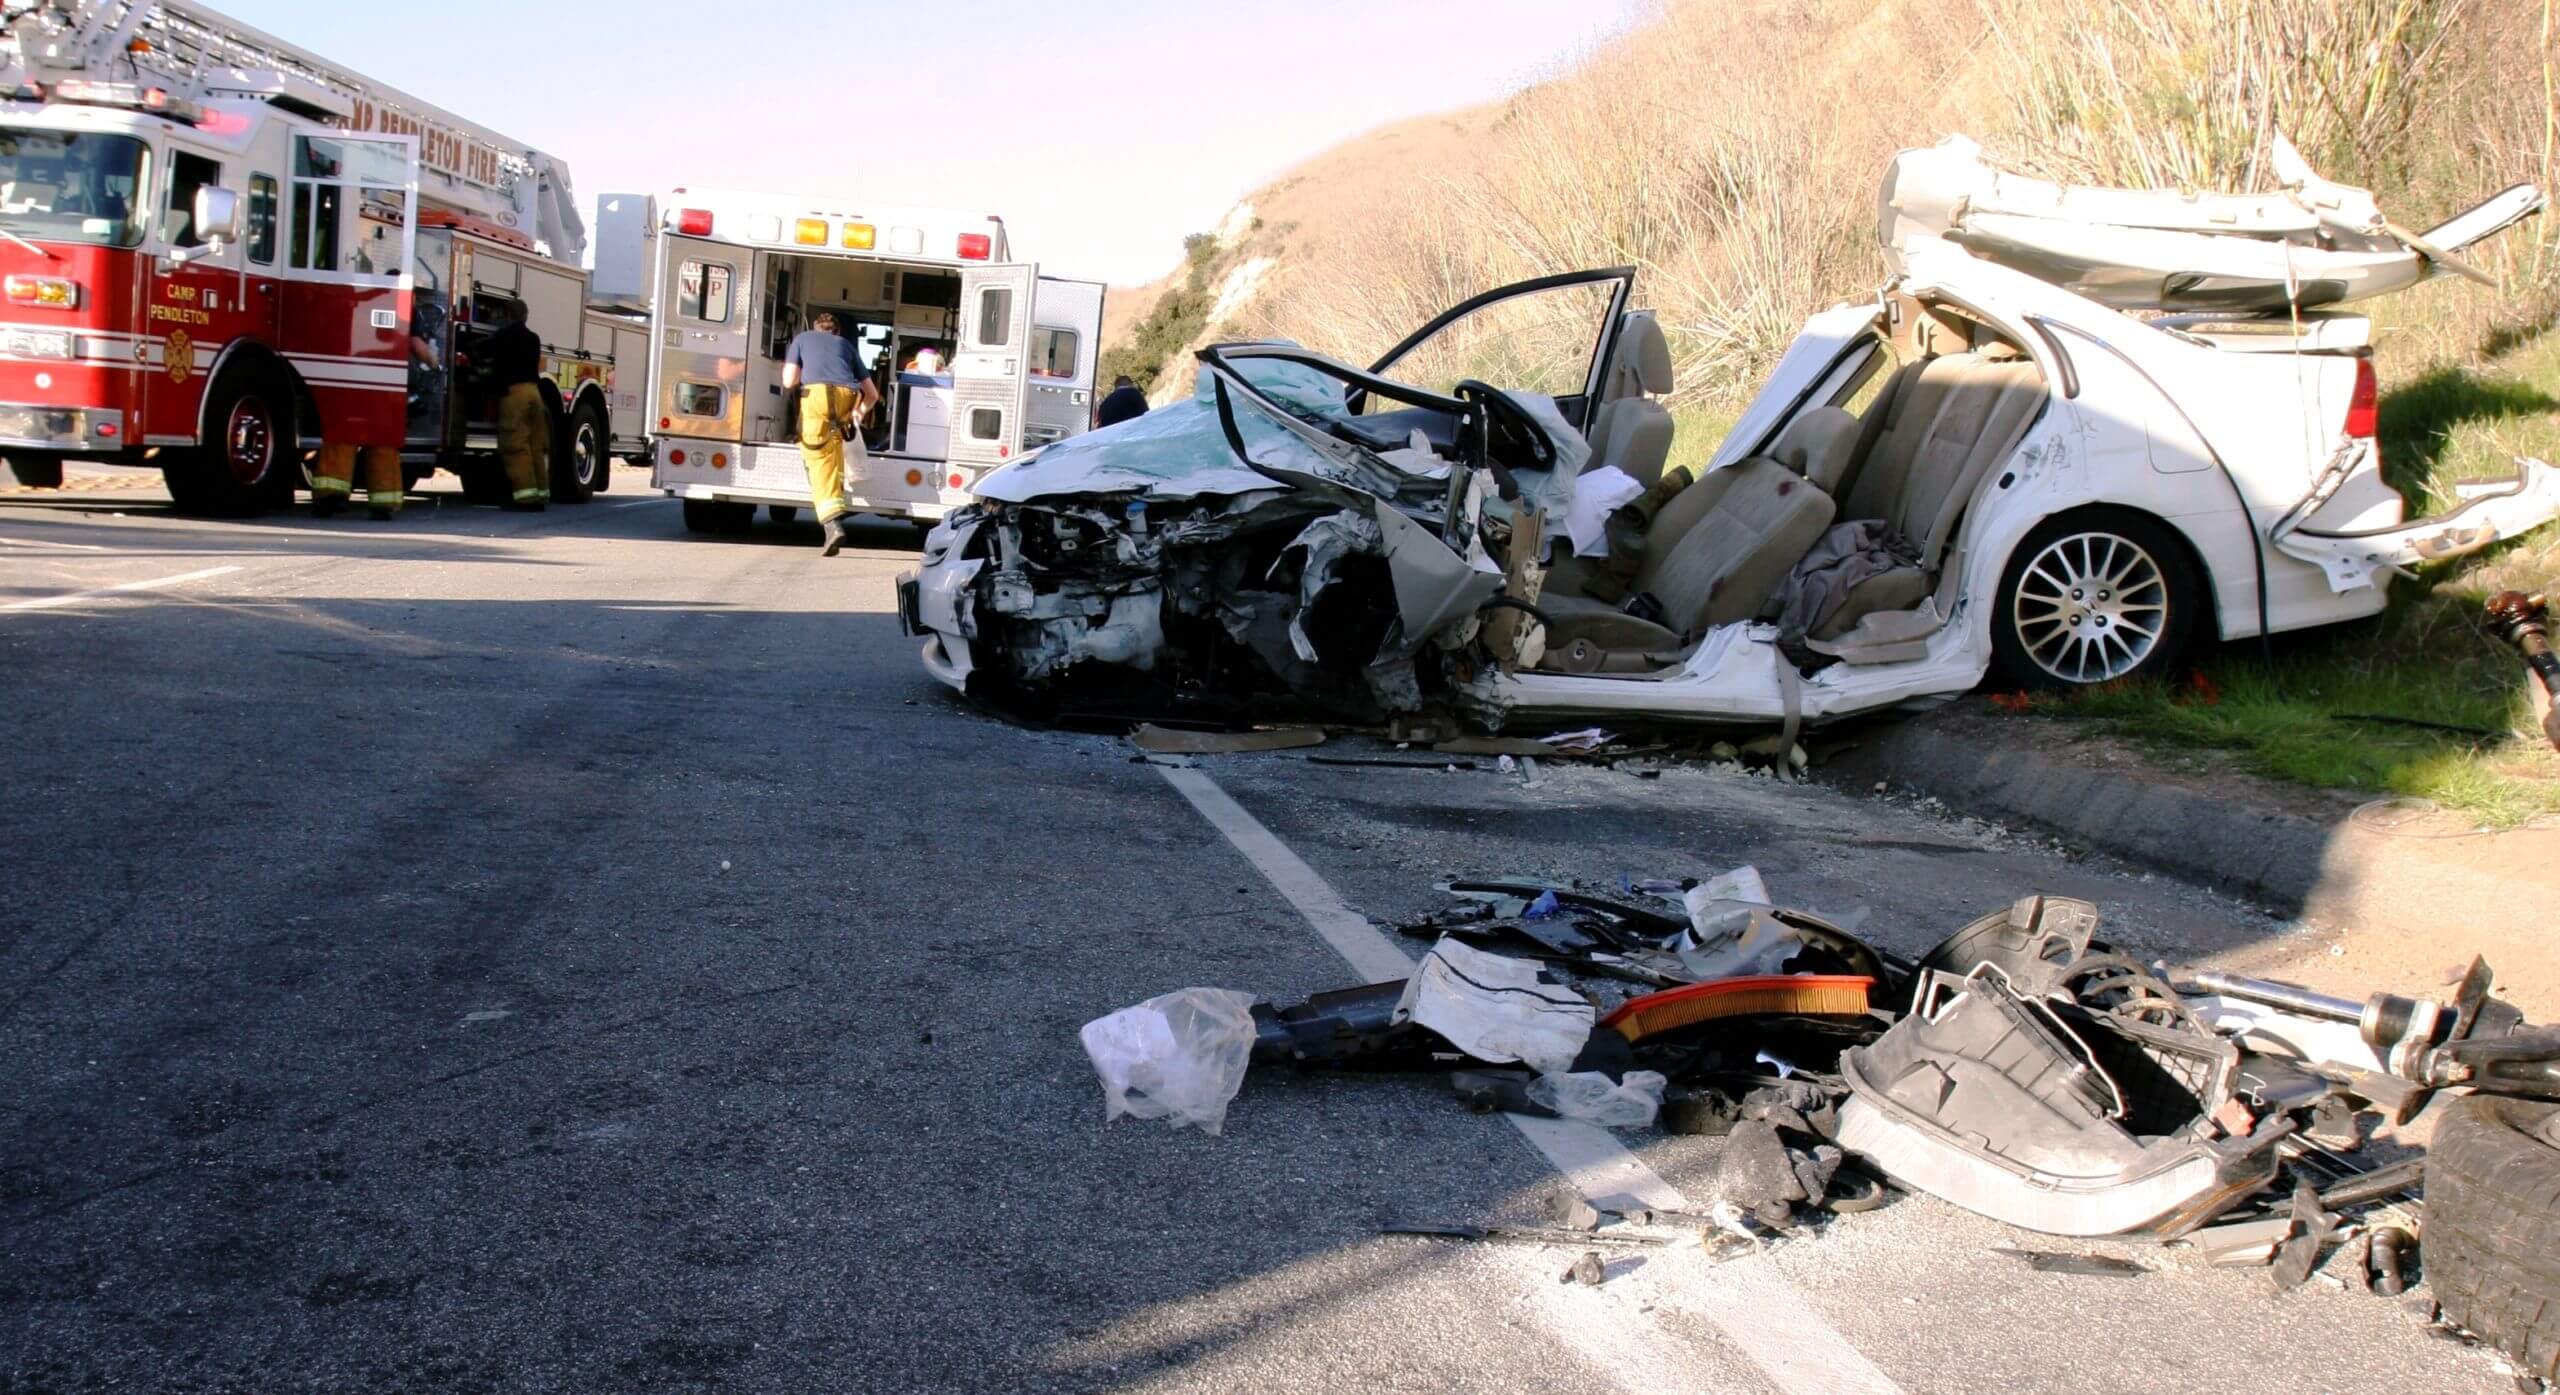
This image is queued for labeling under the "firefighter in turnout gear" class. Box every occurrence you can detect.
[488,301,549,510]
[308,442,406,520]
[780,311,880,555]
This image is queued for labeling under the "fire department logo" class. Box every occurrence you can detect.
[165,330,194,385]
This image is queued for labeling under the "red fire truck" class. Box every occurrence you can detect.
[0,0,642,512]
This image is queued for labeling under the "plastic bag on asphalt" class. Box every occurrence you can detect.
[1080,987,1261,1135]
[1530,1070,1668,1128]
[1396,937,1594,1073]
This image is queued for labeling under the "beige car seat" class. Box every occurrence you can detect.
[1583,311,1676,488]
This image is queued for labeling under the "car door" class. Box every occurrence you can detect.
[1363,267,1634,432]
[654,235,746,442]
[949,262,1036,467]
[276,131,417,447]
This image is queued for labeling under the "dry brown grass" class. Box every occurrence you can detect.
[1244,0,2557,417]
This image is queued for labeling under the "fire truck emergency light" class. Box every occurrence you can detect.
[841,223,874,250]
[793,219,827,246]
[5,275,80,309]
[676,208,714,236]
[956,233,990,261]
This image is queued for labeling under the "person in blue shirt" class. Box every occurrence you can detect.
[1095,374,1150,428]
[781,311,881,555]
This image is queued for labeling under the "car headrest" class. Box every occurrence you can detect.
[1770,406,1861,494]
[1602,311,1675,401]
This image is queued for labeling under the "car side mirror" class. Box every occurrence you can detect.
[193,186,242,247]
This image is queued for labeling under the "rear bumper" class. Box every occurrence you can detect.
[0,402,123,452]
[649,435,973,519]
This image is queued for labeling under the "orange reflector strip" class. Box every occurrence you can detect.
[794,219,827,246]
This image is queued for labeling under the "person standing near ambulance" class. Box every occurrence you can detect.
[488,301,550,511]
[780,311,880,556]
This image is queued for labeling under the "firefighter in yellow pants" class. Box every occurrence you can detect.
[309,442,405,520]
[487,301,550,510]
[780,310,879,555]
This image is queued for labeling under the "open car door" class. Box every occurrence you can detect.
[1361,267,1633,434]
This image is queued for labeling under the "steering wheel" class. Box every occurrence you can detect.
[1456,379,1556,474]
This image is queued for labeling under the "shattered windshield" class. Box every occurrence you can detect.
[0,128,149,248]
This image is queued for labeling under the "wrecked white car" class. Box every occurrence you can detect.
[899,137,2558,729]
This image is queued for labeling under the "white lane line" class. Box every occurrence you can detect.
[1,564,242,612]
[608,497,666,509]
[0,536,109,551]
[1155,764,1905,1395]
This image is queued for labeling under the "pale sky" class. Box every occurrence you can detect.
[219,0,1648,284]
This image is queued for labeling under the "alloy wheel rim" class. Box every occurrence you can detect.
[225,398,273,485]
[2013,531,2168,683]
[575,421,599,487]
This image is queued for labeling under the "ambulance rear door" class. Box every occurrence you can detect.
[654,235,747,442]
[1027,274,1105,447]
[948,262,1036,467]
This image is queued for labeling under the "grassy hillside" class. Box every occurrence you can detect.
[1100,0,2560,812]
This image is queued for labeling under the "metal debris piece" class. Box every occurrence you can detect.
[1128,723,1325,754]
[1993,1248,2151,1278]
[1382,1222,1669,1249]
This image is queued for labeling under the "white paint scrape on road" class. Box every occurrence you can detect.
[1155,764,1906,1395]
[2,564,242,613]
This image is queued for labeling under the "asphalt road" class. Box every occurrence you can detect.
[0,472,2523,1393]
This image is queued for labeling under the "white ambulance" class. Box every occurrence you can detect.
[592,190,1104,535]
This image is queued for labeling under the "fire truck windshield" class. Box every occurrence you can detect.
[0,128,149,248]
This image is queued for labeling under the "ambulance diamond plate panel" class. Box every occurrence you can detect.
[947,377,1016,467]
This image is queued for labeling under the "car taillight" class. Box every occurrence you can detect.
[2345,357,2378,441]
[4,274,79,308]
[956,233,990,261]
[676,208,714,236]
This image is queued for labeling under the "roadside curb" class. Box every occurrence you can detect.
[1814,703,2337,910]
[1813,699,2560,1014]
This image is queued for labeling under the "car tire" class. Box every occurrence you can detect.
[2426,1094,2560,1382]
[162,367,299,517]
[7,453,63,489]
[768,505,798,523]
[1988,507,2201,690]
[553,398,606,503]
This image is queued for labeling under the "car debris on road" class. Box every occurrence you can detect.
[1081,874,2560,1381]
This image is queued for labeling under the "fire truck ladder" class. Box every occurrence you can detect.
[0,0,585,262]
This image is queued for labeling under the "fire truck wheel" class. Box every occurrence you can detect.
[552,400,604,504]
[6,453,63,489]
[164,369,298,517]
[768,505,798,523]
